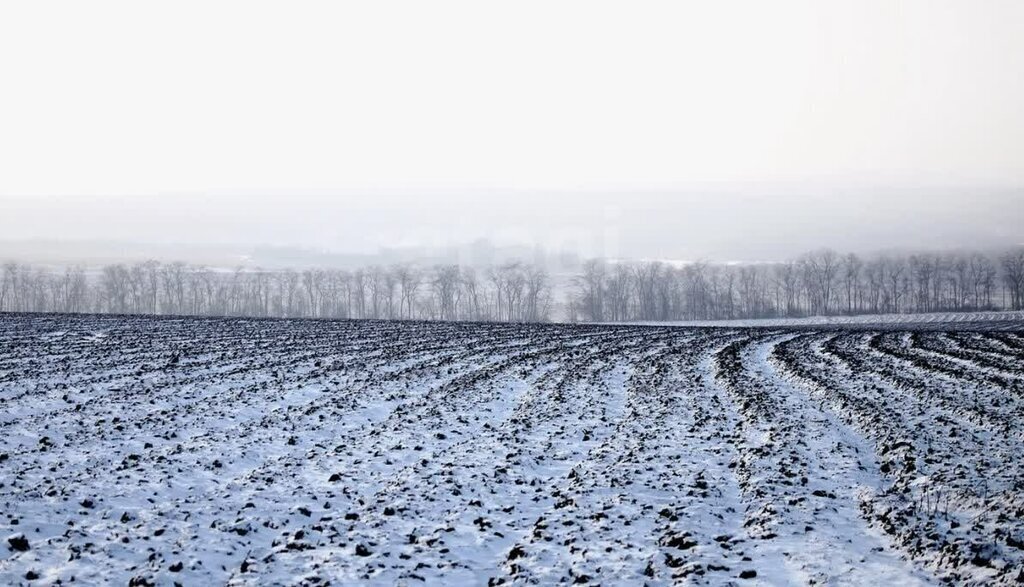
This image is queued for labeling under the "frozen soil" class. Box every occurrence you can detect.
[1,314,1023,585]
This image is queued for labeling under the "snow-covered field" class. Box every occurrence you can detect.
[2,313,1023,585]
[620,310,1024,330]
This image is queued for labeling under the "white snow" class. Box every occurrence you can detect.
[1,314,1023,585]
[620,310,1024,329]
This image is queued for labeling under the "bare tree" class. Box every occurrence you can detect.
[606,263,633,322]
[802,249,840,315]
[0,262,14,311]
[101,264,130,313]
[523,265,551,322]
[460,267,485,321]
[839,253,862,314]
[394,265,422,320]
[301,269,323,318]
[1002,249,1024,310]
[574,259,607,322]
[431,265,461,321]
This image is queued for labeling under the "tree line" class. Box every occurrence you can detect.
[1,248,1023,323]
[0,260,553,322]
[569,248,1024,322]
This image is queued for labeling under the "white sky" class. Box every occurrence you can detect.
[1,1,1022,259]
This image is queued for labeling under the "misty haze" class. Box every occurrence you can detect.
[2,1,1023,586]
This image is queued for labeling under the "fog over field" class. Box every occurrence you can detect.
[3,188,1022,265]
[2,1,1023,267]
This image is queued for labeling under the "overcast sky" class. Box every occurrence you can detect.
[1,1,1021,261]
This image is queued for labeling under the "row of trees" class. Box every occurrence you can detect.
[569,249,1024,322]
[0,261,554,322]
[2,248,1023,323]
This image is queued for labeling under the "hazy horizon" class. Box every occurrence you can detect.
[3,185,1021,266]
[2,1,1023,264]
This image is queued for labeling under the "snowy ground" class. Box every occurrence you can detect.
[2,313,1023,585]
[620,310,1024,330]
